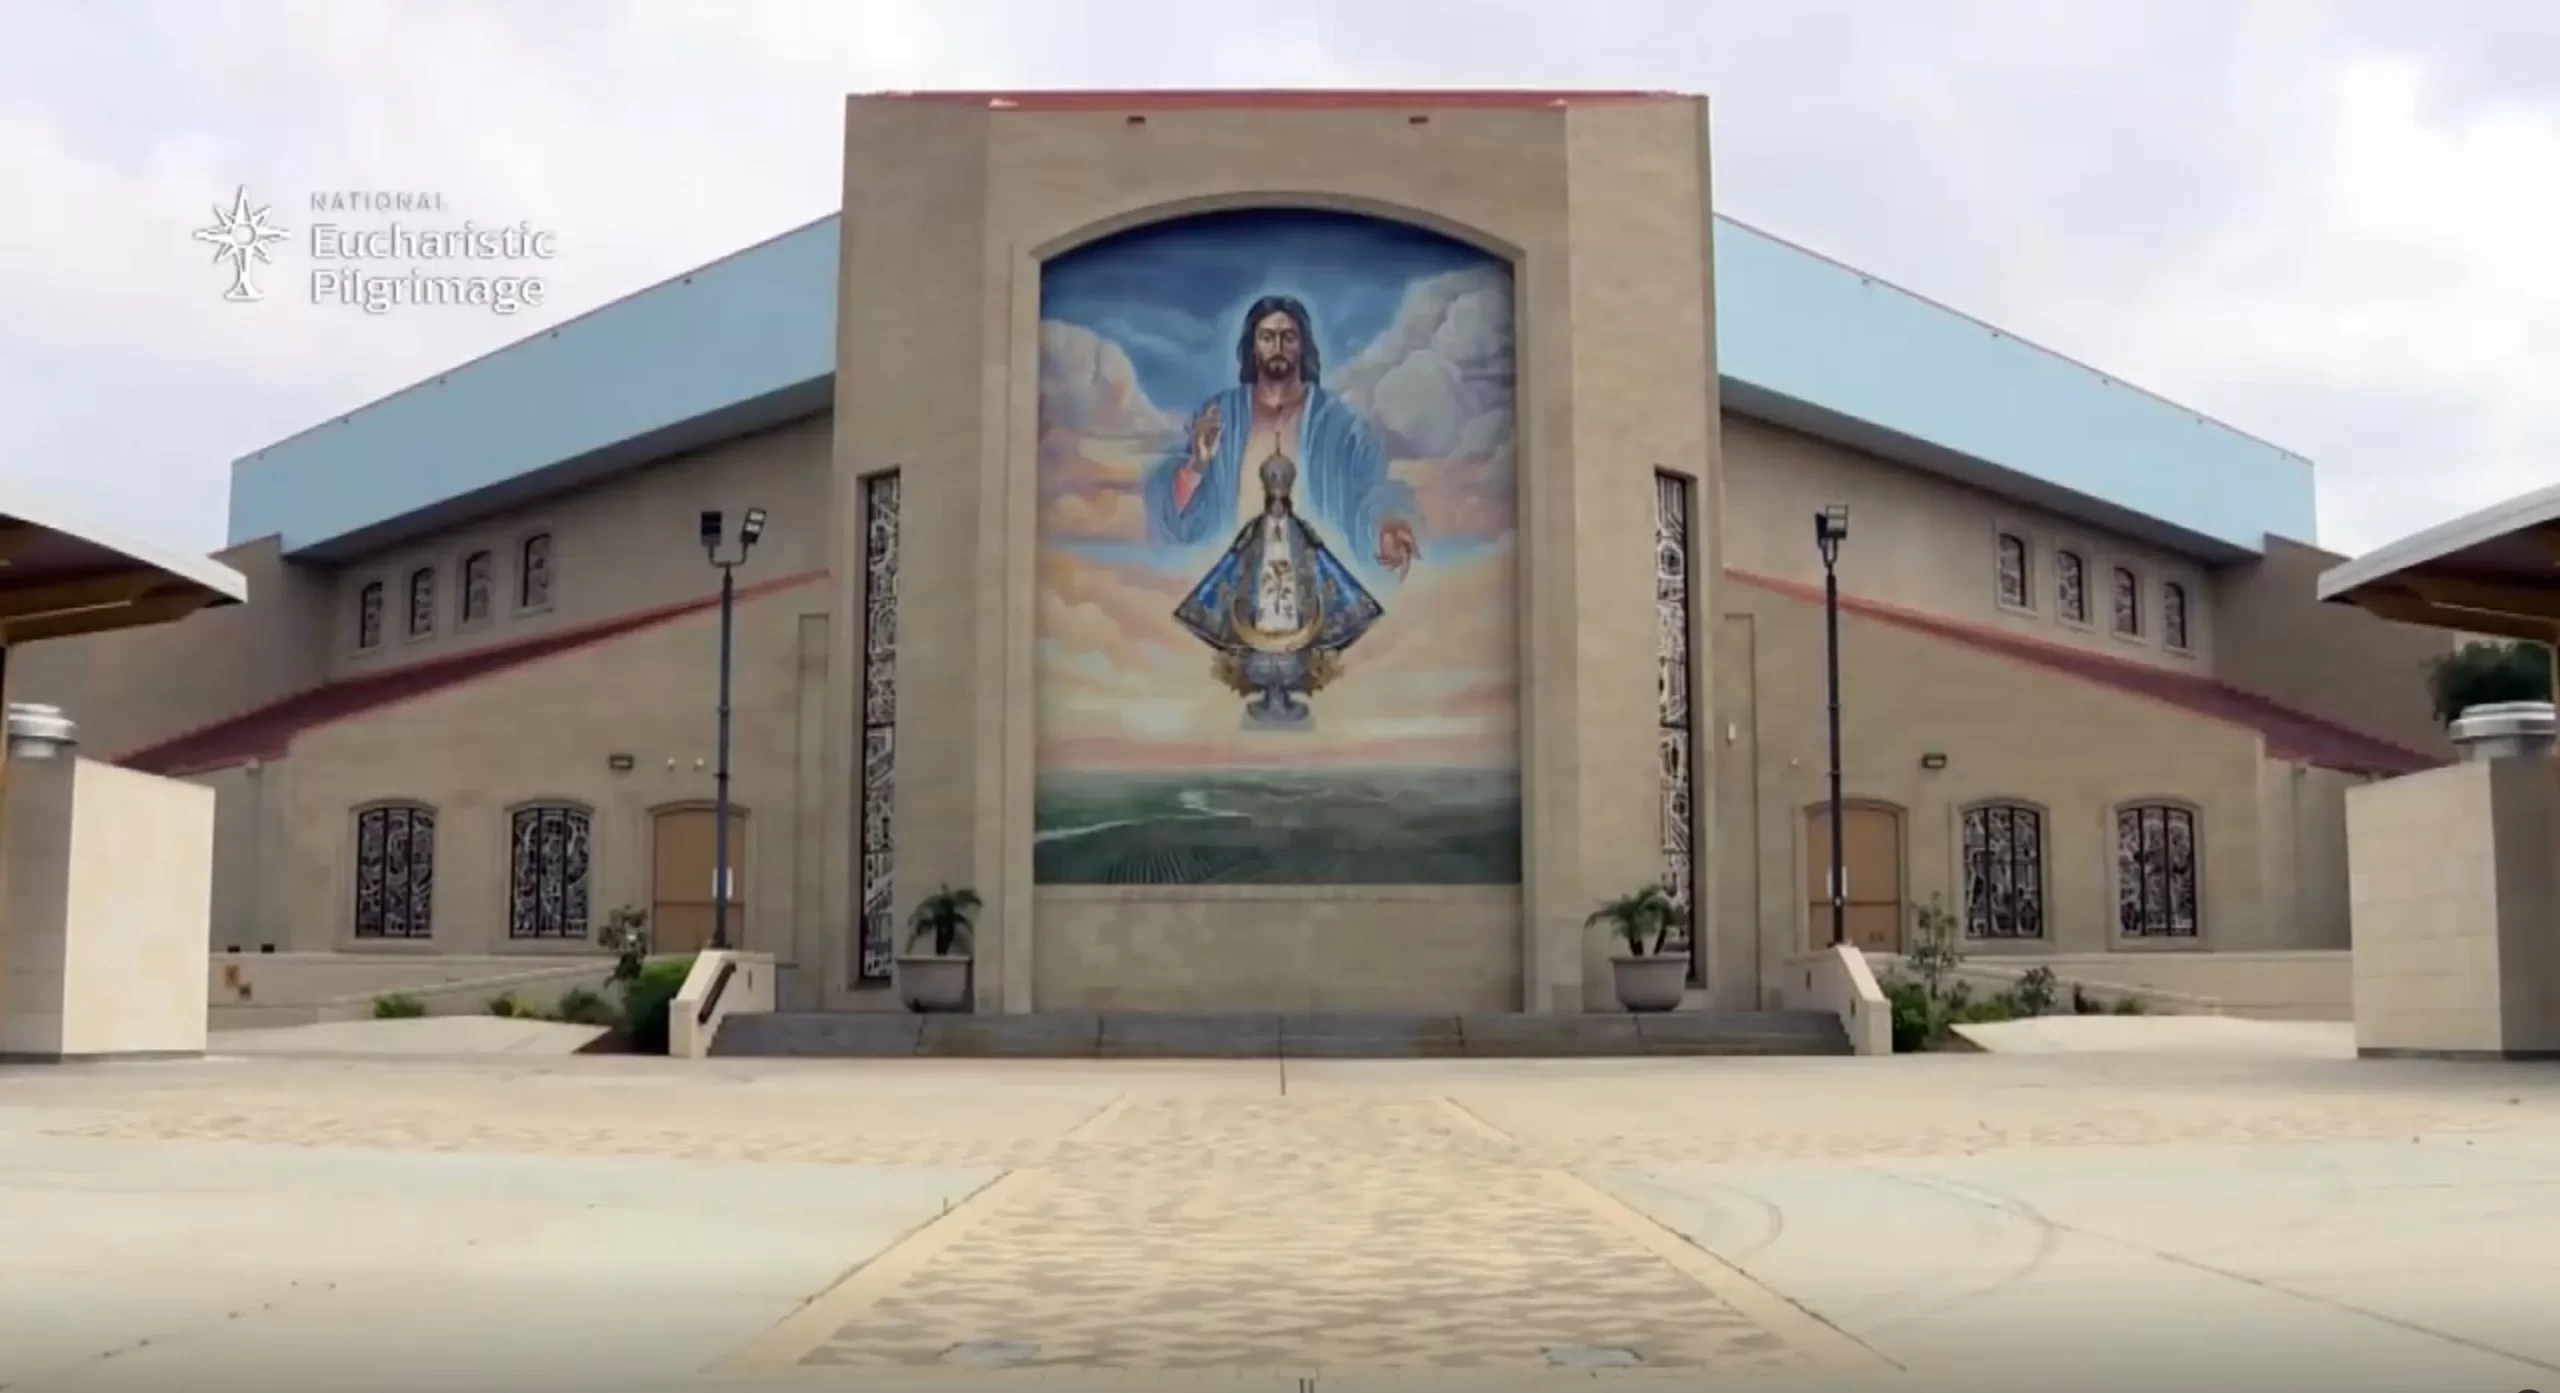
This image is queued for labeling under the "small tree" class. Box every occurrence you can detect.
[596,906,650,984]
[908,884,982,958]
[1903,894,1963,999]
[1586,884,1678,957]
[2428,640,2552,725]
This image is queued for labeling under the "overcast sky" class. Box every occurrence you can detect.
[4,0,2553,560]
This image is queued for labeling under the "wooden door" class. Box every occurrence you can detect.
[1804,804,1904,953]
[651,806,748,955]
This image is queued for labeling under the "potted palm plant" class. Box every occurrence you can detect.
[1590,884,1687,1012]
[895,884,981,1014]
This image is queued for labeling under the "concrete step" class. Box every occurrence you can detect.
[709,1009,1850,1059]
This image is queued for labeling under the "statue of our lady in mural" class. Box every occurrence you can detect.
[1171,448,1386,727]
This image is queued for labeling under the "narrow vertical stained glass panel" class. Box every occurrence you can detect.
[2116,804,2199,937]
[357,582,384,650]
[461,551,494,624]
[857,472,902,984]
[1654,472,1699,973]
[352,805,435,938]
[2112,567,2141,636]
[2163,582,2190,650]
[1960,803,2044,939]
[508,805,594,939]
[2056,551,2087,623]
[520,533,554,610]
[1995,534,2030,608]
[407,567,436,637]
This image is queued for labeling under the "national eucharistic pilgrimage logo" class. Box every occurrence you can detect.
[192,186,558,315]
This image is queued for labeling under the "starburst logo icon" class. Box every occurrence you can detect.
[192,186,290,302]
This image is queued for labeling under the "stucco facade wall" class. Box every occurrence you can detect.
[1712,582,2281,1005]
[1722,416,2218,671]
[329,415,831,678]
[831,95,1719,1013]
[2215,534,2453,760]
[272,580,829,965]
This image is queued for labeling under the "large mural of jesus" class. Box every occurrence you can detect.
[1031,209,1522,887]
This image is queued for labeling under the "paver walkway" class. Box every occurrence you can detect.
[5,1045,2559,1390]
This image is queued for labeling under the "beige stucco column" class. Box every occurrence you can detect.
[0,703,216,1062]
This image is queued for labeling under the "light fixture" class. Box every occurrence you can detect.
[1919,752,1948,771]
[698,508,724,554]
[740,506,768,547]
[1815,503,1850,567]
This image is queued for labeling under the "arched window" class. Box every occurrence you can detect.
[406,565,436,637]
[1959,802,2045,939]
[2055,550,2088,623]
[460,550,495,624]
[2111,567,2142,637]
[518,532,555,610]
[508,803,594,939]
[2116,803,2200,938]
[352,804,435,938]
[356,581,385,650]
[1995,533,2031,609]
[2162,582,2191,651]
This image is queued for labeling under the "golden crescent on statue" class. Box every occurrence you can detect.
[1230,578,1325,654]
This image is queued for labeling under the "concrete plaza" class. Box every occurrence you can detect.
[3,1034,2557,1392]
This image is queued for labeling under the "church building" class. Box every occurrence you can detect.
[19,90,2449,1015]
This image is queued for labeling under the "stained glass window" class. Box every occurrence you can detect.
[407,566,436,637]
[357,581,384,650]
[1995,533,2030,608]
[2163,582,2190,650]
[461,551,494,624]
[2116,804,2200,938]
[2056,550,2087,623]
[2111,567,2141,637]
[1655,473,1698,973]
[1960,803,2044,939]
[857,472,902,983]
[508,804,593,939]
[352,805,435,938]
[519,532,554,610]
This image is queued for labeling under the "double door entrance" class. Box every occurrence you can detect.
[1803,802,1904,954]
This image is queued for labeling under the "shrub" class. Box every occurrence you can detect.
[2113,995,2150,1015]
[372,992,427,1019]
[2012,965,2058,1018]
[2071,983,2103,1015]
[618,956,696,1053]
[2428,640,2551,725]
[487,992,528,1019]
[554,987,616,1027]
[1883,977,1935,1053]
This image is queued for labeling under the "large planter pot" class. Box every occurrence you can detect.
[895,955,973,1013]
[1610,954,1689,1013]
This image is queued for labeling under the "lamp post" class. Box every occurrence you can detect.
[700,506,766,952]
[1814,504,1850,950]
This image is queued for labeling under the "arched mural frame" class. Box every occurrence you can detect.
[1001,193,1548,1007]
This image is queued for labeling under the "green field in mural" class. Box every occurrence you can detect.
[1032,768,1521,886]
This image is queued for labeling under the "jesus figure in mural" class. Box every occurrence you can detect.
[1142,295,1422,577]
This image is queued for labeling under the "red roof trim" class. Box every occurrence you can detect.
[866,89,1687,112]
[1725,568,2439,777]
[120,570,829,778]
